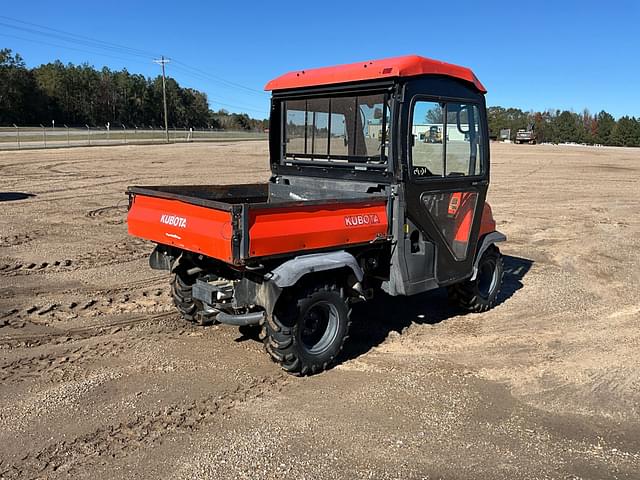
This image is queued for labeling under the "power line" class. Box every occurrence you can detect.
[0,22,153,60]
[153,56,171,143]
[170,64,267,100]
[1,32,267,115]
[0,15,158,58]
[172,61,267,96]
[0,32,152,67]
[0,15,267,97]
[1,15,270,116]
[208,100,267,116]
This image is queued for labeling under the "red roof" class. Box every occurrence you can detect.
[264,55,486,93]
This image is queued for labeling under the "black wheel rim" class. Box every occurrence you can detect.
[477,259,498,299]
[301,301,339,355]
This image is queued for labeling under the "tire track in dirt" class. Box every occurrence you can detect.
[0,341,130,385]
[0,231,42,248]
[0,312,178,348]
[32,178,130,196]
[0,238,149,276]
[0,375,289,479]
[1,274,167,326]
[0,321,188,385]
[86,204,128,225]
[4,283,170,325]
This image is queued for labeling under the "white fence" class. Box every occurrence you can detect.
[0,126,267,150]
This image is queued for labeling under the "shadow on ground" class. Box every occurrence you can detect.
[0,192,36,202]
[340,254,534,363]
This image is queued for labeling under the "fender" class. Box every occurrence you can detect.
[253,251,364,315]
[470,231,506,281]
[268,250,363,288]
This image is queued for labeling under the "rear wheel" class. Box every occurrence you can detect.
[448,245,503,312]
[170,269,203,322]
[263,282,351,376]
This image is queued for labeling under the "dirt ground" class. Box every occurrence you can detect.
[1,141,639,479]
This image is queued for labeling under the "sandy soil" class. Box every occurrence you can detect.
[1,142,639,479]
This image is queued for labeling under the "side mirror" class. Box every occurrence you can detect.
[457,106,470,134]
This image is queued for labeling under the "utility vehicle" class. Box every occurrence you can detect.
[127,55,506,376]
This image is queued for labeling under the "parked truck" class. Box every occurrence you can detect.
[515,127,536,144]
[127,55,506,376]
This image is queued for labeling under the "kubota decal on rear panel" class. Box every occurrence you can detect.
[127,195,233,262]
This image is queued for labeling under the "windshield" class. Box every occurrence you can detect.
[282,92,390,167]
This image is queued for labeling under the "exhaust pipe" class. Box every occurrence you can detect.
[216,310,265,327]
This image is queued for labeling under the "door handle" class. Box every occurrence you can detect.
[471,180,488,186]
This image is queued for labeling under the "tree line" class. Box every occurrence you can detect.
[487,106,640,147]
[0,49,267,130]
[2,49,639,144]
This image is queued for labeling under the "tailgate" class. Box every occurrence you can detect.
[127,194,235,263]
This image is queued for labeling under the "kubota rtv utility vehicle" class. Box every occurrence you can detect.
[127,55,506,375]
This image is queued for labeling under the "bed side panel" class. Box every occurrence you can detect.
[248,201,388,258]
[127,195,234,263]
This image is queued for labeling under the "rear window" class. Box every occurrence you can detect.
[283,93,390,166]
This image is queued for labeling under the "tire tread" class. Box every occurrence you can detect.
[262,282,351,376]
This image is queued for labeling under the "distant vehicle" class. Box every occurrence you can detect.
[515,128,536,144]
[425,125,442,143]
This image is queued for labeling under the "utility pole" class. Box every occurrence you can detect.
[154,56,170,143]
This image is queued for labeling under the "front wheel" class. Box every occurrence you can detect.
[448,245,503,312]
[263,282,351,376]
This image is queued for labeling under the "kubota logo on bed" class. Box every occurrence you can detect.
[344,213,380,227]
[160,214,187,228]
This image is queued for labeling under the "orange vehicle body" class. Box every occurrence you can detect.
[128,195,235,263]
[265,54,486,93]
[247,202,388,258]
[128,192,494,265]
[447,192,496,243]
[127,194,389,264]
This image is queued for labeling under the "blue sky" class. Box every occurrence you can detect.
[1,0,637,119]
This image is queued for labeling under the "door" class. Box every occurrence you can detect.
[404,98,489,285]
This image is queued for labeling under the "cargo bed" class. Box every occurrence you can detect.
[127,182,389,265]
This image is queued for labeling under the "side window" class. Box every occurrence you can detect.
[445,103,483,176]
[410,100,483,178]
[411,101,444,176]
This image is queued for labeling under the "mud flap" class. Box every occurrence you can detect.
[149,245,175,271]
